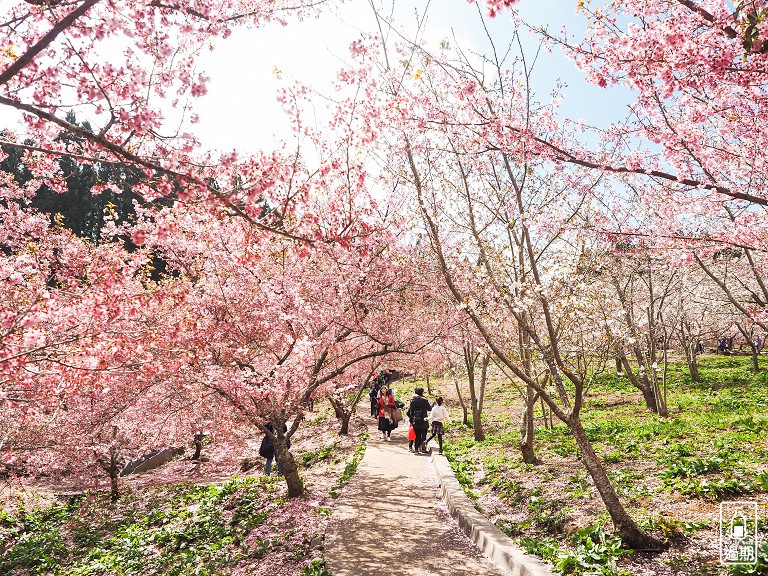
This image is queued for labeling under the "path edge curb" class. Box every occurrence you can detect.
[430,453,553,576]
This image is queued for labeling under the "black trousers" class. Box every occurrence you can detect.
[414,426,428,449]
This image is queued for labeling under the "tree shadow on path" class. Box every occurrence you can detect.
[325,434,507,576]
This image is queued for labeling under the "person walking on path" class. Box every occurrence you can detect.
[425,397,449,455]
[408,387,432,453]
[377,385,396,440]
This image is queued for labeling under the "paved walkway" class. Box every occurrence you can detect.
[325,430,509,576]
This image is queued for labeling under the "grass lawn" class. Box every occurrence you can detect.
[430,355,768,576]
[0,407,363,576]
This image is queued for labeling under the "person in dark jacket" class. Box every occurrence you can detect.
[369,382,381,417]
[407,387,431,453]
[259,423,289,476]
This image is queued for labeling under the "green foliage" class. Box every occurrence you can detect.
[329,433,366,498]
[566,473,590,499]
[734,4,768,56]
[608,468,650,500]
[660,457,726,479]
[519,525,630,576]
[451,459,478,501]
[0,478,291,575]
[301,557,332,576]
[728,540,768,575]
[733,416,768,433]
[496,517,524,537]
[302,441,339,467]
[519,535,560,560]
[490,477,524,503]
[553,525,632,576]
[638,514,710,542]
[658,450,768,498]
[0,501,69,574]
[665,473,768,499]
[443,355,768,571]
[527,491,569,532]
[0,114,152,246]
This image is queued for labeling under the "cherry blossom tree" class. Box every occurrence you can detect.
[137,189,439,497]
[437,323,491,442]
[476,1,768,344]
[0,185,200,495]
[0,0,337,243]
[337,11,663,547]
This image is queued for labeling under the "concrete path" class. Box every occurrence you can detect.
[325,431,509,576]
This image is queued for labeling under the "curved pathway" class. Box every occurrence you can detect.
[325,431,509,576]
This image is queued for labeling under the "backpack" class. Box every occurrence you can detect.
[259,435,272,458]
[408,405,427,422]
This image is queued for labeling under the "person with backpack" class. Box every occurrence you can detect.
[407,387,431,453]
[377,385,396,440]
[259,422,289,476]
[424,397,449,455]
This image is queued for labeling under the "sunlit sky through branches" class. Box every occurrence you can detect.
[194,0,633,153]
[0,1,633,155]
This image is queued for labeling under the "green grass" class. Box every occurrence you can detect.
[302,441,340,467]
[517,524,632,576]
[0,477,294,575]
[329,429,367,498]
[444,355,768,574]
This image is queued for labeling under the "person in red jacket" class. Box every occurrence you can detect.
[377,385,396,441]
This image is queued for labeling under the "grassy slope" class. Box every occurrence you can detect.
[0,408,367,576]
[434,355,768,576]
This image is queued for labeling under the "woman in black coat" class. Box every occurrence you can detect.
[407,387,431,453]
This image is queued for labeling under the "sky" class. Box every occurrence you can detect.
[192,0,635,154]
[0,0,634,156]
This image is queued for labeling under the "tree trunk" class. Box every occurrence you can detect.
[680,321,701,383]
[99,426,120,502]
[639,382,659,414]
[736,324,761,374]
[620,355,658,413]
[338,412,352,435]
[469,356,486,441]
[752,348,760,373]
[329,396,353,435]
[191,431,203,460]
[520,385,539,464]
[454,377,469,426]
[275,434,304,498]
[569,417,663,550]
[107,449,120,502]
[660,346,669,417]
[329,397,345,419]
[686,344,700,383]
[109,469,119,502]
[426,373,432,395]
[471,405,484,440]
